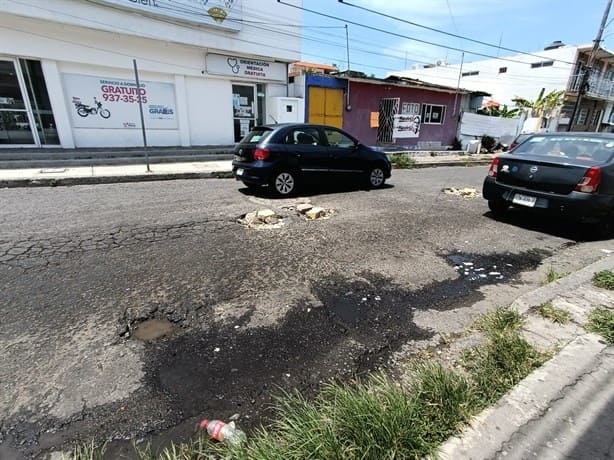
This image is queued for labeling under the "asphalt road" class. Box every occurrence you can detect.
[0,167,609,458]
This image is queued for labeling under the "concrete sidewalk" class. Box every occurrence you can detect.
[439,255,614,460]
[0,153,494,187]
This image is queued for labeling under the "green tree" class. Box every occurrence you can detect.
[477,104,521,118]
[512,88,565,118]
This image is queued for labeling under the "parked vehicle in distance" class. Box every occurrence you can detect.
[483,133,614,235]
[231,123,392,196]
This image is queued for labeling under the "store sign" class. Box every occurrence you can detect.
[63,73,178,129]
[91,0,242,31]
[393,114,421,138]
[206,54,286,82]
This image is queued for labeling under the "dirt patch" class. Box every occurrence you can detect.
[134,319,175,341]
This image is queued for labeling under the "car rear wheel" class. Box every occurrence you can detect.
[488,199,509,217]
[272,171,296,196]
[367,166,386,188]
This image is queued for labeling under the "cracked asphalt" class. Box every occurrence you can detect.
[0,167,610,459]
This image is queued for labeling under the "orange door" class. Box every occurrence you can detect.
[308,87,343,128]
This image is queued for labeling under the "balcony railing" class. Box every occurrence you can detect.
[568,70,614,100]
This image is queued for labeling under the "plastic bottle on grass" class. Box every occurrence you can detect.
[200,419,246,446]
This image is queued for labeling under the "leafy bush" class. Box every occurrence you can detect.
[481,135,497,152]
[389,154,416,169]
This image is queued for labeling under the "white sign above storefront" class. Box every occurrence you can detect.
[63,73,178,130]
[91,0,242,31]
[206,54,287,82]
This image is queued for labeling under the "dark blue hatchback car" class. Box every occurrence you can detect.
[232,123,392,195]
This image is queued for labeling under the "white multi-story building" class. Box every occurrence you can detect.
[0,0,302,148]
[390,42,614,132]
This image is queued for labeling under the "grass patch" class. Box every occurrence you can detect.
[68,308,548,460]
[592,270,614,290]
[537,302,571,324]
[465,307,547,405]
[389,153,416,169]
[475,306,524,333]
[586,308,614,344]
[544,267,565,284]
[63,440,106,460]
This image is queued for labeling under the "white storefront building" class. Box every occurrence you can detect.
[0,0,302,148]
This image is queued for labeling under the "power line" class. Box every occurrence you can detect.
[4,0,576,87]
[337,0,577,66]
[277,0,572,67]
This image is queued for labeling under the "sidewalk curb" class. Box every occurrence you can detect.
[0,160,490,188]
[0,171,234,188]
[437,255,613,460]
[437,334,609,460]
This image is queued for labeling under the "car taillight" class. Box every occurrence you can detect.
[488,157,500,177]
[575,166,601,193]
[254,148,270,161]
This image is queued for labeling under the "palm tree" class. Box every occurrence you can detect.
[512,88,565,118]
[483,105,521,118]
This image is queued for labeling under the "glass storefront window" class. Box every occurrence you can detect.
[232,84,256,142]
[20,59,60,145]
[0,60,34,144]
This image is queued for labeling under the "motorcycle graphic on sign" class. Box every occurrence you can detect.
[73,97,111,119]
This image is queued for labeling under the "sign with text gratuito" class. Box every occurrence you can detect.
[206,54,287,82]
[63,73,178,129]
[91,0,242,31]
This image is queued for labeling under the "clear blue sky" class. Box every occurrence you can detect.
[295,0,613,77]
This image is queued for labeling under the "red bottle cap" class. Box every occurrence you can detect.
[200,419,209,429]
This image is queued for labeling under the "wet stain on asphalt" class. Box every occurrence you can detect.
[144,250,548,430]
[4,250,550,458]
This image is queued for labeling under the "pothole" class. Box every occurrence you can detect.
[442,187,479,198]
[133,319,175,341]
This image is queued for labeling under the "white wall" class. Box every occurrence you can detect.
[185,77,234,145]
[0,2,299,147]
[392,46,578,106]
[1,0,302,63]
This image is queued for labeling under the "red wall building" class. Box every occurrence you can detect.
[342,77,469,148]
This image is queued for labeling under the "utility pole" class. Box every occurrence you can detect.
[453,52,464,116]
[345,24,350,72]
[567,0,612,131]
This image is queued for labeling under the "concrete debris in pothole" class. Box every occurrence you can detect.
[300,205,335,220]
[282,201,336,220]
[442,187,479,198]
[133,318,175,341]
[238,209,284,229]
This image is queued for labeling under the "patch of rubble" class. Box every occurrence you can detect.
[442,187,479,198]
[283,201,336,220]
[238,209,284,229]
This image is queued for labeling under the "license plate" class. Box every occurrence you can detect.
[236,168,244,176]
[512,193,537,207]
